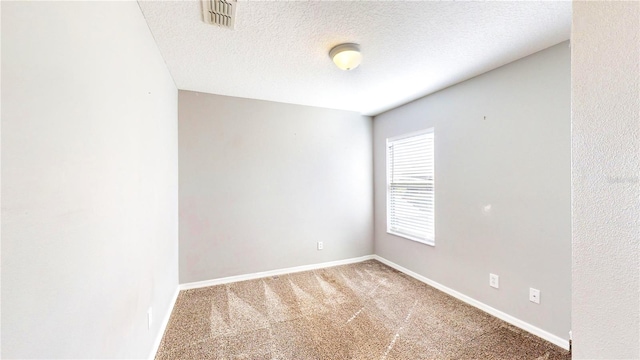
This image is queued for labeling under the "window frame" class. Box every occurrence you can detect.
[386,128,435,246]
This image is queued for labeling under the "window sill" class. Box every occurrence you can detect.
[387,230,435,247]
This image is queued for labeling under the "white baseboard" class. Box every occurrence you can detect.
[372,255,570,351]
[179,255,376,291]
[148,286,180,360]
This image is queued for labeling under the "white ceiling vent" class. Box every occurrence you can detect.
[202,0,237,29]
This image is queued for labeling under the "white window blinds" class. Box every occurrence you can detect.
[386,129,435,245]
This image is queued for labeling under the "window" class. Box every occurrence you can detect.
[386,129,435,245]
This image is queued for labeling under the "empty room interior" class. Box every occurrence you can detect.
[1,1,639,359]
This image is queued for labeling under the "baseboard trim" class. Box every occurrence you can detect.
[148,286,180,360]
[372,255,570,351]
[179,255,376,291]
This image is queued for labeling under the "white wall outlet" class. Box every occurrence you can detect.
[147,307,153,329]
[529,288,541,304]
[317,241,323,250]
[489,273,499,289]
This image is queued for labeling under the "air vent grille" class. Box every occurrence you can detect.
[202,0,236,29]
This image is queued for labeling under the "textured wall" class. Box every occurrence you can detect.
[373,42,571,340]
[178,91,373,283]
[571,1,640,358]
[1,2,178,358]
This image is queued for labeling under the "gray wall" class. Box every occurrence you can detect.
[572,1,640,358]
[1,2,179,358]
[178,91,373,283]
[373,42,571,339]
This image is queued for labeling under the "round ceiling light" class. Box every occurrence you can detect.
[329,43,362,71]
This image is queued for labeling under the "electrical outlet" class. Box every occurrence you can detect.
[317,241,323,250]
[489,273,499,289]
[147,308,152,329]
[529,288,540,304]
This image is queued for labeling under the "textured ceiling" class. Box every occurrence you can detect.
[138,1,571,115]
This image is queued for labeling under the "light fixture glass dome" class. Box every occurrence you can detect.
[329,43,362,71]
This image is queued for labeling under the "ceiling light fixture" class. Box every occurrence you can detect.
[329,43,362,71]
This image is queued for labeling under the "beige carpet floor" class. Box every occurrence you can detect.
[156,260,571,359]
